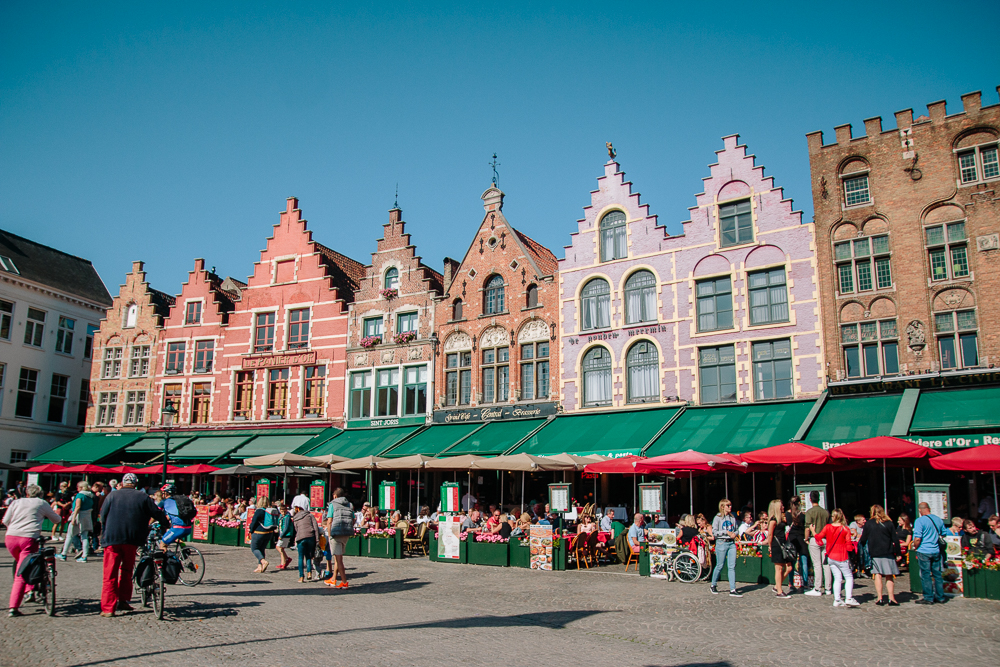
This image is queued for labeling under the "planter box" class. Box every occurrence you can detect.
[212,525,241,547]
[964,568,1000,600]
[509,539,530,568]
[468,540,509,567]
[639,549,650,577]
[364,535,401,559]
[735,556,764,584]
[553,539,566,571]
[345,535,363,557]
[759,553,776,585]
[428,534,438,562]
[985,569,1000,600]
[909,552,922,595]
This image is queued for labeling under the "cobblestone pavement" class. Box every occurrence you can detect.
[0,535,997,667]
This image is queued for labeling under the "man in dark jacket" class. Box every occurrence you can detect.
[99,473,169,617]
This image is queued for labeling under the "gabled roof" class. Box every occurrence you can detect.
[315,242,365,300]
[0,229,112,306]
[512,228,558,276]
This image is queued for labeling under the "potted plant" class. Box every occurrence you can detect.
[509,537,530,568]
[392,331,416,345]
[735,543,764,584]
[467,533,509,567]
[345,530,363,557]
[360,335,381,349]
[363,527,399,558]
[963,552,1000,600]
[211,518,241,547]
[380,288,398,301]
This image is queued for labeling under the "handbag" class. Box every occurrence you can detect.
[779,539,798,562]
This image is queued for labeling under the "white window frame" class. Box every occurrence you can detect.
[841,172,871,207]
[956,143,999,185]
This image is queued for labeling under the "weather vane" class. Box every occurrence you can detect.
[606,142,616,160]
[490,153,500,187]
[394,183,399,209]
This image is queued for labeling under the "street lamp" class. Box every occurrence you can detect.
[161,402,178,486]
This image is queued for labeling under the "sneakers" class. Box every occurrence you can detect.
[710,584,719,595]
[833,599,845,607]
[23,591,35,603]
[8,608,22,617]
[75,557,87,563]
[729,590,743,597]
[824,590,833,595]
[844,598,861,607]
[775,592,792,599]
[804,589,822,597]
[322,578,338,587]
[54,554,67,561]
[335,581,348,589]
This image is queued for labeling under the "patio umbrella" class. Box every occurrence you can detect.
[828,436,940,509]
[132,464,186,474]
[210,465,260,475]
[583,455,645,474]
[930,444,1000,513]
[740,442,839,500]
[311,454,350,467]
[107,465,140,474]
[242,452,324,467]
[328,457,387,505]
[61,464,114,474]
[254,465,321,476]
[472,454,575,514]
[26,464,68,473]
[173,464,220,474]
[376,455,437,470]
[635,450,746,515]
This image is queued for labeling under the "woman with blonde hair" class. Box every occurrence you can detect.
[860,504,900,605]
[813,509,860,607]
[765,499,793,597]
[710,499,741,596]
[248,496,276,573]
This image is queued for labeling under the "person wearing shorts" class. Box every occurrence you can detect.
[157,485,192,545]
[323,487,354,589]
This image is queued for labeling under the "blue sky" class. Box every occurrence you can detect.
[2,2,997,293]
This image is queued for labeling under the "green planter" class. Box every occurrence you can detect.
[963,567,983,599]
[759,553,776,585]
[639,548,650,576]
[553,539,566,571]
[433,537,467,563]
[364,535,401,559]
[985,569,1000,600]
[735,556,764,584]
[212,525,241,547]
[909,552,922,595]
[428,533,438,562]
[509,539,530,568]
[345,535,363,557]
[467,539,509,567]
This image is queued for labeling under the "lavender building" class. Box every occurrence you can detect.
[558,136,824,412]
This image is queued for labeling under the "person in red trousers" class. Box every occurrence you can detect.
[98,473,169,617]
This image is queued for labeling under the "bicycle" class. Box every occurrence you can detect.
[167,537,205,586]
[647,535,702,583]
[10,536,58,616]
[135,530,166,620]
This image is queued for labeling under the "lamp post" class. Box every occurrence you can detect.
[161,402,178,486]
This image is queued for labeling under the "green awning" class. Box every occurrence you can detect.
[229,434,322,458]
[444,419,547,456]
[644,401,814,457]
[383,423,486,457]
[293,427,343,454]
[800,394,903,448]
[126,436,196,453]
[513,408,679,458]
[909,387,1000,433]
[170,436,255,459]
[34,432,144,464]
[303,426,422,459]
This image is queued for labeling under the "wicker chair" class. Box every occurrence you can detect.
[404,522,428,556]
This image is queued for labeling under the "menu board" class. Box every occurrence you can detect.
[916,484,951,520]
[943,535,963,596]
[192,505,210,541]
[529,524,554,570]
[639,484,664,514]
[438,515,461,560]
[796,484,827,511]
[379,482,396,511]
[244,511,253,545]
[310,481,325,509]
[647,528,676,579]
[441,483,459,513]
[548,484,571,513]
[256,479,271,501]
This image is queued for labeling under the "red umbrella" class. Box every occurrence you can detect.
[742,442,832,467]
[107,465,139,474]
[829,436,940,508]
[583,455,645,474]
[173,464,220,474]
[132,464,186,474]
[635,450,745,515]
[62,464,115,474]
[26,464,67,473]
[930,444,1000,511]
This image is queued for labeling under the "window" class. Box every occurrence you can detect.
[77,380,90,426]
[191,383,211,424]
[349,371,373,419]
[96,391,117,426]
[53,316,75,355]
[9,451,27,465]
[267,368,289,418]
[581,279,611,330]
[0,299,11,340]
[233,371,254,420]
[485,275,505,314]
[254,312,275,352]
[626,341,658,404]
[752,340,793,400]
[185,301,202,325]
[719,200,753,247]
[24,307,45,347]
[623,271,656,325]
[936,310,979,370]
[85,324,96,359]
[303,366,325,417]
[582,347,612,407]
[600,210,628,262]
[520,342,549,401]
[699,345,737,404]
[748,268,789,325]
[834,235,891,293]
[841,319,899,378]
[283,308,311,349]
[16,369,38,418]
[162,383,182,414]
[925,221,970,281]
[526,284,538,308]
[843,174,870,206]
[445,351,472,406]
[102,347,124,378]
[0,255,19,274]
[124,390,146,426]
[452,299,463,321]
[129,345,151,377]
[957,144,999,184]
[194,340,214,372]
[165,342,184,374]
[482,346,510,403]
[375,368,400,417]
[403,365,427,416]
[363,316,383,338]
[384,267,399,290]
[696,277,733,332]
[124,303,138,328]
[47,374,69,423]
[396,311,418,334]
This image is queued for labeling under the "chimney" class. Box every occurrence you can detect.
[442,257,460,294]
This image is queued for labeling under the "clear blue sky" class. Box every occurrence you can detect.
[2,2,997,293]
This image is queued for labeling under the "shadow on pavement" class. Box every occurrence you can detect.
[185,576,429,597]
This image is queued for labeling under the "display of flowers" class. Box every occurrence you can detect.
[474,533,508,543]
[736,543,764,557]
[380,288,398,300]
[211,518,241,528]
[365,527,396,539]
[392,331,416,345]
[359,335,381,349]
[962,549,1000,571]
[433,532,468,541]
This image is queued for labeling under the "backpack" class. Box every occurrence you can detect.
[16,553,46,586]
[261,508,277,529]
[161,554,183,585]
[134,555,156,588]
[172,495,197,524]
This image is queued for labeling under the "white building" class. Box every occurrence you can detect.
[0,229,112,486]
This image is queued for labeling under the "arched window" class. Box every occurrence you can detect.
[124,303,138,328]
[582,347,612,407]
[624,271,656,324]
[626,341,659,404]
[384,267,399,290]
[485,275,505,314]
[526,284,538,308]
[600,211,627,262]
[581,279,610,330]
[452,299,463,321]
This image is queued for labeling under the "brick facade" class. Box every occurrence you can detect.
[807,87,1000,383]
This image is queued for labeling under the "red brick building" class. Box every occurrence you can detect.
[432,186,560,422]
[807,88,1000,385]
[344,206,443,427]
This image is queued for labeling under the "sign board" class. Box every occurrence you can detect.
[244,512,253,545]
[916,483,951,520]
[548,483,571,514]
[242,350,317,369]
[440,483,459,513]
[310,480,326,509]
[529,524,554,570]
[433,402,558,424]
[943,535,964,596]
[255,478,271,501]
[438,515,461,560]
[27,473,38,487]
[647,528,677,579]
[193,505,210,541]
[379,481,396,511]
[796,484,828,511]
[639,483,664,514]
[346,415,426,429]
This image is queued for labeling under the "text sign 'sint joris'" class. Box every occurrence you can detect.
[433,402,558,424]
[242,351,317,369]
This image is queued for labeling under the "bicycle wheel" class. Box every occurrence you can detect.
[152,567,164,620]
[44,563,56,616]
[672,552,702,583]
[177,545,205,586]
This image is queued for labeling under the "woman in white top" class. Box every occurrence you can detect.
[3,485,61,616]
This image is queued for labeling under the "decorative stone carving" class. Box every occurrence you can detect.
[408,346,423,360]
[480,326,509,348]
[353,353,367,366]
[517,319,550,343]
[942,290,966,308]
[444,332,473,352]
[905,320,926,352]
[380,349,395,364]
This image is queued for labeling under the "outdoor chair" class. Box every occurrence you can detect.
[625,542,640,573]
[586,530,600,566]
[572,532,590,570]
[404,522,428,556]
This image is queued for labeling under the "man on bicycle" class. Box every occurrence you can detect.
[157,484,193,547]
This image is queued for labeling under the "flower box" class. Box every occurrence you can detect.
[552,539,567,571]
[345,535,363,557]
[509,539,530,568]
[962,567,1000,600]
[364,533,401,559]
[467,539,509,567]
[985,569,1000,600]
[909,552,922,595]
[758,552,776,585]
[735,556,764,584]
[212,525,241,547]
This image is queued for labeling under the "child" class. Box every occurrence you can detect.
[312,520,333,581]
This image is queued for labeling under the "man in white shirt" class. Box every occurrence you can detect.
[461,491,476,512]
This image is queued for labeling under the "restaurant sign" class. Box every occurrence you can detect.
[433,402,557,424]
[346,415,426,429]
[242,350,317,369]
[819,433,1000,450]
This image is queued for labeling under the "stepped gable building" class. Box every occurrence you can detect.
[558,138,823,411]
[807,88,1000,387]
[433,186,560,422]
[344,206,443,427]
[88,261,174,431]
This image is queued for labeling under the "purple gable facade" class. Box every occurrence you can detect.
[558,135,824,412]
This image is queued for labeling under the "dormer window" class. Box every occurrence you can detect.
[384,267,399,290]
